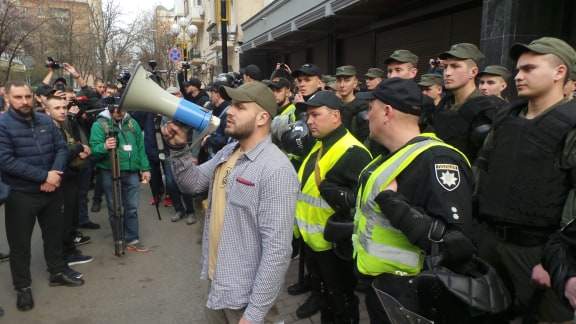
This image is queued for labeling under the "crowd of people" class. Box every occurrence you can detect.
[2,35,576,324]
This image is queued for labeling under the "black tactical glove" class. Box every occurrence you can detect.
[441,229,476,267]
[374,190,433,250]
[319,181,355,211]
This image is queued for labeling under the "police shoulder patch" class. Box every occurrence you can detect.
[435,164,460,191]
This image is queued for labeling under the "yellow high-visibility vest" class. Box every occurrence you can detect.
[353,133,469,276]
[295,130,369,251]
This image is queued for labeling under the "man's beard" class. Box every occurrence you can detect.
[225,119,255,140]
[13,105,33,117]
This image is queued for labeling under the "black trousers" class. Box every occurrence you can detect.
[304,245,358,322]
[302,242,322,294]
[62,175,80,257]
[5,189,66,289]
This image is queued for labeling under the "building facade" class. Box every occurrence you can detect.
[239,0,576,82]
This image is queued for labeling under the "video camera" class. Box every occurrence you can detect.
[45,57,62,69]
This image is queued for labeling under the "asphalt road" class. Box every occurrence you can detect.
[0,185,208,324]
[0,185,366,324]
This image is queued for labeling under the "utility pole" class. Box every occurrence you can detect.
[220,0,228,73]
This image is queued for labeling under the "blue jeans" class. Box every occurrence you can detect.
[164,159,193,214]
[100,170,141,243]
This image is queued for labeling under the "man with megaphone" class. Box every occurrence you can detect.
[162,81,299,324]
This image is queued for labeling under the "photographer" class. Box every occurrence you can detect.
[89,99,151,253]
[44,94,94,275]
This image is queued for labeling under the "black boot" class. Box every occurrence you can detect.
[287,280,310,296]
[0,305,4,316]
[296,291,323,318]
[16,287,34,311]
[342,294,360,324]
[49,271,85,287]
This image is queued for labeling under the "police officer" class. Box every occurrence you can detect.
[478,65,511,99]
[353,78,475,324]
[418,73,444,107]
[428,43,505,162]
[286,63,326,318]
[335,65,369,143]
[475,37,576,322]
[295,90,372,323]
[365,68,385,90]
[384,49,418,79]
[292,64,324,117]
[268,78,296,122]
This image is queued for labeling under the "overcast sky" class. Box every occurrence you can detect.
[117,0,174,24]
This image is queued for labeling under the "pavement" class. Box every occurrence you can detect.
[0,185,369,323]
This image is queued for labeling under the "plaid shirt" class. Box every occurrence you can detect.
[171,136,299,323]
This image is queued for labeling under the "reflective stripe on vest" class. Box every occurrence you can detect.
[353,133,469,276]
[296,131,369,252]
[280,103,297,123]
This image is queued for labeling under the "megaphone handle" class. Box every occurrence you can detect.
[188,118,220,151]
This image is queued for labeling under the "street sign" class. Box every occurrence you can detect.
[168,47,182,62]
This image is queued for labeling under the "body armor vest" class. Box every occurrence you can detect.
[433,96,503,162]
[479,100,576,228]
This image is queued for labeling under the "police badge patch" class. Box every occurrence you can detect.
[435,164,460,191]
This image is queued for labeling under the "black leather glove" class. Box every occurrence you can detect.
[319,181,355,211]
[374,190,433,250]
[441,229,476,267]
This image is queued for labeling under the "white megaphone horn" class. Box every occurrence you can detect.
[119,63,220,139]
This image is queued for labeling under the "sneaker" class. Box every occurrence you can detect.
[90,201,101,213]
[49,272,84,287]
[171,210,185,222]
[186,213,197,225]
[16,287,33,311]
[73,233,91,246]
[0,305,4,317]
[66,254,93,266]
[79,221,101,230]
[163,195,173,207]
[126,240,150,253]
[0,252,8,262]
[64,266,83,279]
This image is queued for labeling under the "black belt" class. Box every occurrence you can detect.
[487,223,555,247]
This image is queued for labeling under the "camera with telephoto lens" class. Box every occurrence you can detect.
[45,57,62,69]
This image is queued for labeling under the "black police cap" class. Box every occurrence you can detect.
[302,90,343,111]
[358,78,422,116]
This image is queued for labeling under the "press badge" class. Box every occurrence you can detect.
[123,144,133,152]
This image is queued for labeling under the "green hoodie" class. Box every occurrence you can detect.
[89,111,150,172]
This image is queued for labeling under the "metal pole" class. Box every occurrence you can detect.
[220,0,228,73]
